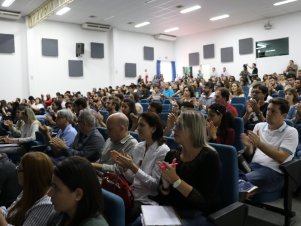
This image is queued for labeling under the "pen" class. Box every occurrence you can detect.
[160,163,178,170]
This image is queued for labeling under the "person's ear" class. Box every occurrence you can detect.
[74,188,83,202]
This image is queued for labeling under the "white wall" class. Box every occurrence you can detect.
[175,11,301,79]
[1,11,301,101]
[26,21,111,98]
[112,29,175,85]
[0,19,28,101]
[0,20,174,101]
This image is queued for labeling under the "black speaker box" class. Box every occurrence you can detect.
[76,43,84,57]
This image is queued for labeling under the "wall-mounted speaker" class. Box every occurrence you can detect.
[76,43,84,57]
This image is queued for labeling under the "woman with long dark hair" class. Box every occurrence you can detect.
[112,112,170,223]
[47,156,108,226]
[207,103,235,145]
[0,152,53,226]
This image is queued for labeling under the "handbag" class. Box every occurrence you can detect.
[100,171,134,209]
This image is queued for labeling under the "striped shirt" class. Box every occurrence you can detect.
[1,193,54,226]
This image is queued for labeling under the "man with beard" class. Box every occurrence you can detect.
[199,82,215,114]
[243,83,269,131]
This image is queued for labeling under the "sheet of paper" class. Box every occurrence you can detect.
[0,144,20,147]
[141,205,182,226]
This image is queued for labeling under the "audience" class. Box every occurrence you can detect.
[121,98,138,131]
[1,107,40,148]
[92,112,138,173]
[207,103,235,145]
[156,110,221,226]
[241,98,298,194]
[49,109,104,162]
[215,87,238,117]
[0,153,20,207]
[112,112,170,223]
[0,152,54,226]
[243,83,268,131]
[47,156,108,226]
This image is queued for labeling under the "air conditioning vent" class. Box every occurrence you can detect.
[81,23,111,31]
[154,33,177,41]
[0,10,21,20]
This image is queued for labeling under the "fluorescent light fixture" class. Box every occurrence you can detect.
[273,0,298,6]
[266,49,276,52]
[2,0,15,7]
[180,5,201,14]
[164,27,179,33]
[210,14,230,21]
[56,7,71,16]
[104,16,115,21]
[135,21,150,28]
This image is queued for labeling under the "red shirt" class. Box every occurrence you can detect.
[225,102,238,117]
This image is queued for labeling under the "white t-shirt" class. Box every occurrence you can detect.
[252,122,298,173]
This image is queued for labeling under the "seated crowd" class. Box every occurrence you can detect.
[0,59,300,225]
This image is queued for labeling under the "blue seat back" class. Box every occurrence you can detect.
[99,110,109,122]
[164,136,179,150]
[232,103,245,117]
[102,189,125,226]
[233,117,244,152]
[231,97,246,105]
[97,127,108,141]
[209,143,239,209]
[129,131,140,142]
[160,112,169,124]
[141,103,149,112]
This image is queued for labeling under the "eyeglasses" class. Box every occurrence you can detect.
[16,165,23,173]
[251,90,262,94]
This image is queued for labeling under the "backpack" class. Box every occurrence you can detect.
[100,172,134,209]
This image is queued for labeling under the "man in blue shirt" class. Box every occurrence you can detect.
[39,109,77,160]
[161,82,174,98]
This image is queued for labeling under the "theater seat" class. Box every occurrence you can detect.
[102,189,125,226]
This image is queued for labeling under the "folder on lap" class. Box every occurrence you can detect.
[141,205,182,226]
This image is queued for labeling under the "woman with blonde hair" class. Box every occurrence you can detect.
[157,110,221,226]
[0,152,54,226]
[2,107,40,144]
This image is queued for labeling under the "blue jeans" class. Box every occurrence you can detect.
[245,162,284,193]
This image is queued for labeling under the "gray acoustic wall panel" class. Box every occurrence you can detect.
[221,47,233,63]
[203,44,214,59]
[143,46,154,60]
[239,38,253,55]
[68,60,83,77]
[125,63,137,77]
[91,42,104,58]
[189,52,199,66]
[42,38,58,57]
[0,34,15,53]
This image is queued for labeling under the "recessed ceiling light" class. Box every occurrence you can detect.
[56,7,71,16]
[2,0,15,7]
[273,0,298,6]
[180,5,201,14]
[210,14,230,21]
[134,21,150,28]
[164,27,179,33]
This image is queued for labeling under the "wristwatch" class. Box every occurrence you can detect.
[172,179,182,188]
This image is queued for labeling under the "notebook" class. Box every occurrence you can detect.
[141,205,182,226]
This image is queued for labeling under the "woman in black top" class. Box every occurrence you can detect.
[157,110,221,226]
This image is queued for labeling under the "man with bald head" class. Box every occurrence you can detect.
[92,112,138,173]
